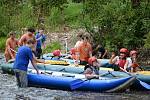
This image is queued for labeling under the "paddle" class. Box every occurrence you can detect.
[70,70,116,90]
[120,67,150,90]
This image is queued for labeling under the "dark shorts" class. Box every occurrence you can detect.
[14,69,28,88]
[36,48,42,59]
[80,61,88,65]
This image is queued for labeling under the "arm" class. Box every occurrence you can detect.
[31,59,39,74]
[29,50,39,74]
[123,60,129,72]
[109,55,117,64]
[6,40,15,59]
[84,68,99,79]
[102,49,107,58]
[19,35,25,46]
[32,53,45,63]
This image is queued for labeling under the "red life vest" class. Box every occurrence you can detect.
[118,59,126,69]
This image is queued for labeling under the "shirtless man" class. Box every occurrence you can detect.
[19,28,35,46]
[4,32,18,62]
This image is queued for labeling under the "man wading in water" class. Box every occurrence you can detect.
[13,39,39,88]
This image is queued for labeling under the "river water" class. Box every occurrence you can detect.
[0,53,150,100]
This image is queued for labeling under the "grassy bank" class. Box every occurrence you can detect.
[0,37,7,52]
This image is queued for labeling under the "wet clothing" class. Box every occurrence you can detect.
[4,38,18,62]
[13,46,33,71]
[14,69,28,88]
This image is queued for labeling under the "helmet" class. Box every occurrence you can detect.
[88,57,97,65]
[120,48,128,53]
[70,48,76,54]
[53,50,61,56]
[130,50,137,56]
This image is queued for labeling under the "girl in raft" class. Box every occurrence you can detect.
[127,50,143,72]
[109,48,129,72]
[84,57,100,79]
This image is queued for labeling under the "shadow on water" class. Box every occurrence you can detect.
[0,53,150,100]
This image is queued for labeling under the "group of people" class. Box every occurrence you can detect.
[4,28,46,62]
[4,28,141,87]
[4,28,46,87]
[62,33,141,79]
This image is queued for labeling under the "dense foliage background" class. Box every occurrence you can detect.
[0,0,149,51]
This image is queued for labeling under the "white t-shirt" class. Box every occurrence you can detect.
[127,57,132,68]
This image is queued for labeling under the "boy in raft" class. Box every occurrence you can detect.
[13,39,39,88]
[51,50,61,60]
[127,50,143,72]
[19,28,36,46]
[84,57,99,79]
[35,28,46,59]
[109,48,129,72]
[4,32,18,62]
[77,35,92,65]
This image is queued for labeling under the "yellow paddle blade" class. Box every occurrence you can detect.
[44,60,69,65]
[137,71,150,75]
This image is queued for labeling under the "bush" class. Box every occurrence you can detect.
[43,41,62,53]
[0,37,7,51]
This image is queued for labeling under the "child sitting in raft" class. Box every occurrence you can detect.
[84,57,100,79]
[109,48,129,72]
[51,50,61,60]
[127,50,143,72]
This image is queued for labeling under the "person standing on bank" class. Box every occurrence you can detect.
[13,39,39,88]
[35,28,46,59]
[19,28,36,46]
[4,32,18,62]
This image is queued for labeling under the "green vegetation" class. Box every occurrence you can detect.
[0,0,149,51]
[0,37,7,51]
[43,41,62,53]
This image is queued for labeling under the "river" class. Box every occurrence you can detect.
[0,53,150,100]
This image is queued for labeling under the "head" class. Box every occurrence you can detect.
[26,39,36,49]
[82,35,89,44]
[53,50,61,57]
[39,28,44,34]
[27,28,35,36]
[88,57,98,66]
[130,50,137,58]
[8,31,16,39]
[119,48,128,59]
[70,48,76,55]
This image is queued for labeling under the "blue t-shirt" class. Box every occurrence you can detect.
[13,46,33,71]
[35,32,46,49]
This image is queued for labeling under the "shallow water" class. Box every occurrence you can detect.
[0,53,150,100]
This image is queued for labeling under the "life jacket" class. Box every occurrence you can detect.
[115,56,127,69]
[84,64,99,75]
[118,59,126,69]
